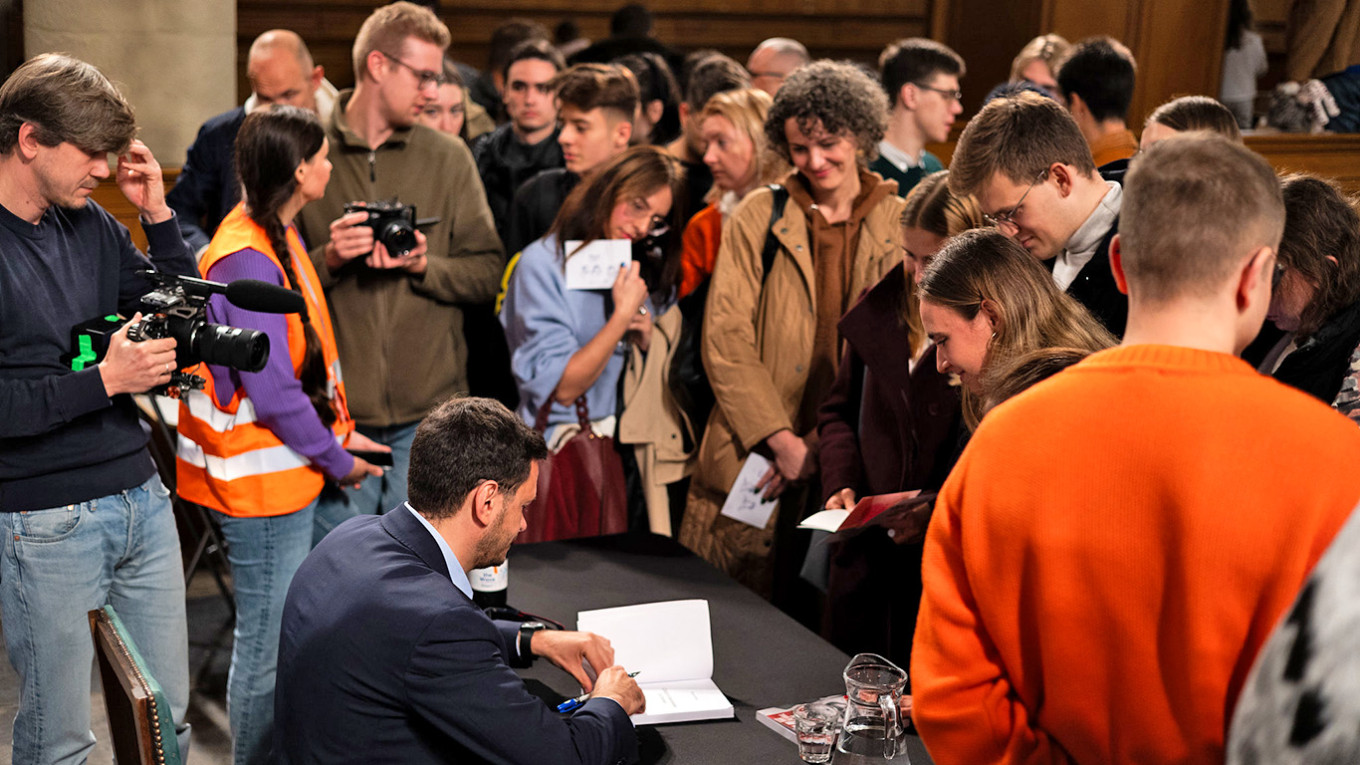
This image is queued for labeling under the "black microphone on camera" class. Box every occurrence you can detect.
[165,274,306,314]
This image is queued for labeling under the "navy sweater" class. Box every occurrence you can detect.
[0,200,195,511]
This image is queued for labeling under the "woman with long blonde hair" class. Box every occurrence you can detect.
[918,227,1116,428]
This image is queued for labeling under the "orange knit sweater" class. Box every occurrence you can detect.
[912,344,1360,765]
[679,203,723,298]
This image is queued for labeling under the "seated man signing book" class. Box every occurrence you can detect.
[274,397,644,764]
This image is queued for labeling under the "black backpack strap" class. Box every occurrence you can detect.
[760,184,790,286]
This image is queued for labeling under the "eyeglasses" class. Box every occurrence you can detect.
[645,216,670,239]
[984,170,1047,229]
[381,51,444,90]
[914,83,963,103]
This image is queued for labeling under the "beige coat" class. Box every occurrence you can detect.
[679,180,905,593]
[617,304,695,536]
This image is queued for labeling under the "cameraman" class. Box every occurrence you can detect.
[0,55,194,763]
[296,1,503,516]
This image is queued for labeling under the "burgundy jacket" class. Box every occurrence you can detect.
[817,263,962,506]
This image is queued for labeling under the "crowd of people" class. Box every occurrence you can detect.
[4,0,1360,763]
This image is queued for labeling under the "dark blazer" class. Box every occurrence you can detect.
[166,106,246,252]
[275,508,637,765]
[505,168,580,258]
[1066,218,1128,338]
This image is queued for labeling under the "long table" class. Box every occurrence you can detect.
[509,533,933,764]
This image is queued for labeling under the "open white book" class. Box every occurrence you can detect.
[576,599,734,725]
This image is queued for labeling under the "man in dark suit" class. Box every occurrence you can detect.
[947,91,1127,337]
[275,397,644,764]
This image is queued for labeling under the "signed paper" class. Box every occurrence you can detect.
[563,239,632,290]
[719,453,780,529]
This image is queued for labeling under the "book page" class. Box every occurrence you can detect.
[576,600,713,684]
[632,678,733,725]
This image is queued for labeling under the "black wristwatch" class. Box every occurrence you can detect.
[518,621,547,658]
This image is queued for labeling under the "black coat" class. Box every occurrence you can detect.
[472,123,565,252]
[1066,218,1128,338]
[505,168,580,258]
[1273,298,1360,405]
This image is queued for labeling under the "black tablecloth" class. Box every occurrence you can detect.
[509,533,933,765]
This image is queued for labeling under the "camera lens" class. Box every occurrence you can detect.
[193,324,270,373]
[379,220,417,257]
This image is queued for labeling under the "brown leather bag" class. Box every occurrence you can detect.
[516,397,628,543]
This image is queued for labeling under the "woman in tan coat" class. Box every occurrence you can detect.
[679,61,907,599]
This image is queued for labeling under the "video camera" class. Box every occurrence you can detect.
[343,200,440,258]
[65,271,306,396]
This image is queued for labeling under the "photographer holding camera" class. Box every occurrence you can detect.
[175,105,388,765]
[0,54,195,763]
[296,2,504,516]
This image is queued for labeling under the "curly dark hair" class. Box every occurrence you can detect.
[764,60,888,165]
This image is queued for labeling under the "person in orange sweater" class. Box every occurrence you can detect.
[911,132,1360,764]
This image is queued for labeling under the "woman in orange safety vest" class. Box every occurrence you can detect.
[176,105,391,765]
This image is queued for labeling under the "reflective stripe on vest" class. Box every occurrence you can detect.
[176,203,353,517]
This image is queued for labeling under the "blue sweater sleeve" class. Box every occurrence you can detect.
[499,240,580,420]
[204,248,354,481]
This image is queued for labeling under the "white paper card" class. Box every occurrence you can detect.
[563,239,632,290]
[719,453,780,528]
[798,509,850,533]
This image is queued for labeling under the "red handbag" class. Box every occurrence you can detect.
[516,397,629,543]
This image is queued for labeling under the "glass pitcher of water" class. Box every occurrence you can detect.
[837,652,909,762]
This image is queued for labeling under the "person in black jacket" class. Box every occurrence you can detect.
[947,91,1128,336]
[1262,174,1360,424]
[471,39,565,248]
[503,64,636,259]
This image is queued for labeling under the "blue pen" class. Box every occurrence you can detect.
[556,671,641,713]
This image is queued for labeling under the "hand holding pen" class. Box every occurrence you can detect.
[558,669,644,714]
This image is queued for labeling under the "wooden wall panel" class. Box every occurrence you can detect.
[237,0,932,101]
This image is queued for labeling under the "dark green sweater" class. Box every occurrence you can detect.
[869,151,945,198]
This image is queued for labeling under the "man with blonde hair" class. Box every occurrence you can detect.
[913,133,1360,765]
[296,1,503,516]
[949,91,1126,334]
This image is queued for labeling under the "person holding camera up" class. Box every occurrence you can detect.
[175,105,388,765]
[295,1,504,516]
[0,54,196,764]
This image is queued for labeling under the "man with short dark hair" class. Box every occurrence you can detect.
[875,38,965,197]
[665,54,751,224]
[467,18,551,123]
[297,1,504,517]
[913,132,1360,765]
[275,397,645,764]
[949,91,1127,335]
[1056,36,1138,174]
[746,37,810,96]
[168,29,336,252]
[503,63,637,257]
[472,39,566,247]
[0,53,196,763]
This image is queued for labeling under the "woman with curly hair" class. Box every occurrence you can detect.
[1261,174,1360,424]
[678,60,906,601]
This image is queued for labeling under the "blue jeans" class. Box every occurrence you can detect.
[211,489,355,765]
[349,421,419,514]
[0,474,191,765]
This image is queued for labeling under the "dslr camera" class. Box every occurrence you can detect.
[344,200,419,257]
[65,271,302,395]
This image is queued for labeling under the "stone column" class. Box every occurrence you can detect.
[24,0,236,165]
